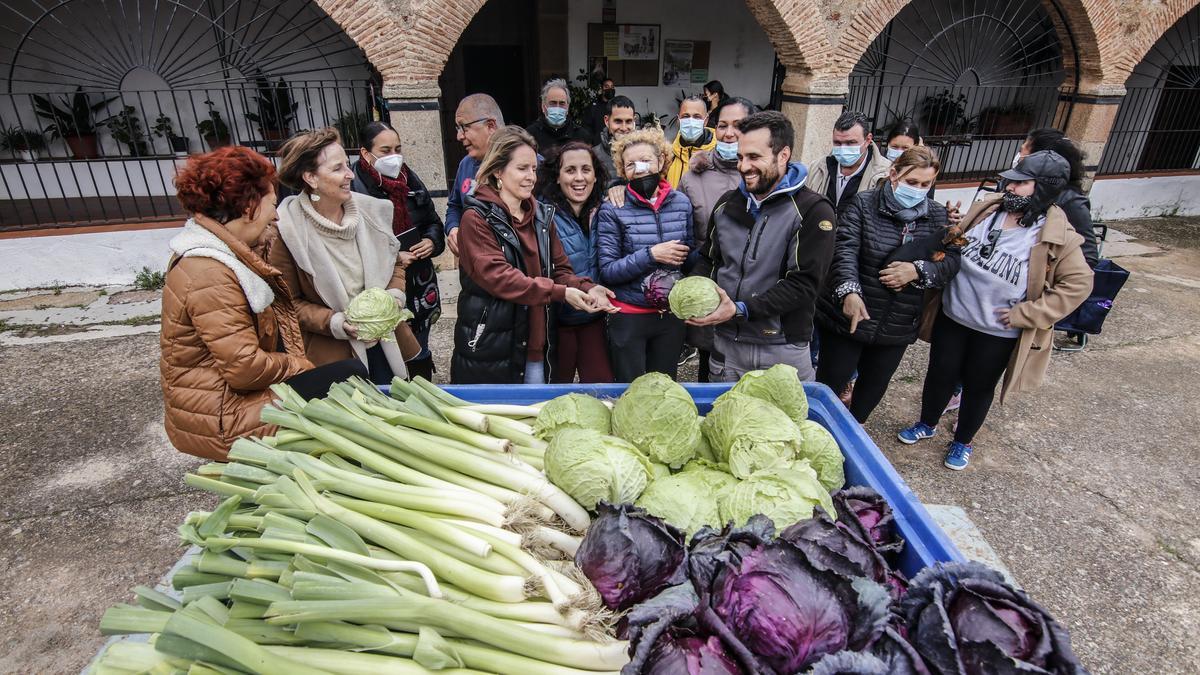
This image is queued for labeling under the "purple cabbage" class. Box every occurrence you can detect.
[575,502,688,611]
[642,633,743,675]
[831,487,903,557]
[779,508,897,598]
[710,539,891,673]
[807,650,890,675]
[870,627,932,675]
[901,562,1090,675]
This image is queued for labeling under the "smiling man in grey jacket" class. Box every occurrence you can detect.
[689,111,837,382]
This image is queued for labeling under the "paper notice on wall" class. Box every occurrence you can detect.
[619,25,658,60]
[603,32,619,59]
[663,40,694,86]
[690,68,708,83]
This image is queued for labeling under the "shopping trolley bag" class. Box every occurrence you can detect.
[1055,258,1130,335]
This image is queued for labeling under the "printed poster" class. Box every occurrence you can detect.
[619,25,659,60]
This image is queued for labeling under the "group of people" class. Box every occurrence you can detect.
[159,77,1096,472]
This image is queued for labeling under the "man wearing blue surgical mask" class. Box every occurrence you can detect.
[525,77,591,156]
[666,95,718,188]
[805,110,892,216]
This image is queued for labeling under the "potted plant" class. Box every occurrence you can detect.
[976,102,1036,136]
[332,109,368,149]
[244,78,298,149]
[196,100,231,150]
[102,106,151,157]
[32,87,117,159]
[920,90,969,136]
[152,114,190,156]
[0,126,46,161]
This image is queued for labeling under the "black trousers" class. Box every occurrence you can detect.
[815,331,909,422]
[919,311,1018,444]
[284,358,369,400]
[608,312,686,382]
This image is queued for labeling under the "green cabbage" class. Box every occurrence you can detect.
[544,428,652,510]
[693,432,717,462]
[679,459,739,494]
[727,363,809,424]
[719,459,835,528]
[611,373,701,468]
[796,419,846,492]
[649,462,673,481]
[346,287,414,341]
[668,276,721,320]
[635,471,731,535]
[702,394,802,479]
[532,393,611,440]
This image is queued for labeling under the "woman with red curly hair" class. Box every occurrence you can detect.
[160,146,314,460]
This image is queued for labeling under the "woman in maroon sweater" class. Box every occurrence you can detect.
[451,126,617,384]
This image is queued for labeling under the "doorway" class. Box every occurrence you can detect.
[1138,66,1200,171]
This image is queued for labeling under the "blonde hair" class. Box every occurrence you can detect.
[611,128,673,179]
[277,127,342,191]
[891,145,940,178]
[475,125,538,190]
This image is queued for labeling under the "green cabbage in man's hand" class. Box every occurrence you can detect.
[668,276,721,320]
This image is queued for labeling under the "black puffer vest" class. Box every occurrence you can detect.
[451,195,557,384]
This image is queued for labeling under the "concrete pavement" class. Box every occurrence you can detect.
[1,218,1198,673]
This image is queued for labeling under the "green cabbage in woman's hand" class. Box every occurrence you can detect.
[346,287,413,341]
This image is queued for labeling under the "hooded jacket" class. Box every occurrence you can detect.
[817,186,958,345]
[695,163,836,345]
[920,195,1093,401]
[805,144,892,213]
[596,181,695,307]
[160,218,312,460]
[666,127,717,188]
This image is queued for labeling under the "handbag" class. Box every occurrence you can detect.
[1054,258,1129,335]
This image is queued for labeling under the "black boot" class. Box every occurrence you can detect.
[406,356,435,382]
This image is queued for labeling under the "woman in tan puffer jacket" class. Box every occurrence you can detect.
[160,147,312,460]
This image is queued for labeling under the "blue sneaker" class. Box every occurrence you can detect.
[943,442,972,470]
[897,422,937,445]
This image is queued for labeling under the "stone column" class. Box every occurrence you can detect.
[383,82,455,268]
[1056,84,1126,192]
[778,73,848,168]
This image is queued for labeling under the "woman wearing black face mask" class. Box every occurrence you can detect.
[349,121,444,381]
[596,128,697,381]
[898,150,1093,471]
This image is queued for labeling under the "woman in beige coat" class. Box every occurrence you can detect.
[265,128,420,384]
[898,151,1093,470]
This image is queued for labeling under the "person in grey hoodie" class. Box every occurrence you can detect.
[689,111,837,382]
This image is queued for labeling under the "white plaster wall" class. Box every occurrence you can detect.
[566,0,776,133]
[1089,174,1200,219]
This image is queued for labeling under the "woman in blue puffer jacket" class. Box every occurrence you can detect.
[596,128,696,381]
[535,141,615,383]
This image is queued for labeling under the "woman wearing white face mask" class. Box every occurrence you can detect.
[350,121,444,381]
[665,95,717,189]
[816,147,959,422]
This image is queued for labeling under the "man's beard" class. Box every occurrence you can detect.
[748,163,781,197]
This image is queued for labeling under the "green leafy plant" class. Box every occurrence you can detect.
[103,106,150,157]
[32,87,117,139]
[152,114,190,153]
[568,68,598,127]
[196,100,231,148]
[133,266,166,291]
[0,126,46,156]
[919,90,969,136]
[244,77,299,139]
[332,109,368,148]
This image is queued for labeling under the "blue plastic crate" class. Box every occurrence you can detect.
[437,381,965,578]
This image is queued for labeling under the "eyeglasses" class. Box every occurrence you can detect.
[454,117,490,134]
[979,222,1003,259]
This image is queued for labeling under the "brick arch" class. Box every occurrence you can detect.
[742,0,835,76]
[831,0,1119,89]
[1118,0,1200,84]
[313,0,489,98]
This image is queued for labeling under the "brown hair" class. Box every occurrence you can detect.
[277,127,342,191]
[891,145,940,178]
[174,146,276,223]
[610,127,672,179]
[475,125,538,190]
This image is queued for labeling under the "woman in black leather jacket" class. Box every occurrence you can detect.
[350,121,445,381]
[816,146,961,422]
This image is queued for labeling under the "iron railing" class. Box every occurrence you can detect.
[1098,86,1200,175]
[846,79,1072,181]
[0,81,379,231]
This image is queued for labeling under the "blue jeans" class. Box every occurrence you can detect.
[523,359,546,384]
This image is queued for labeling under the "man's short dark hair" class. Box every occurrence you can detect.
[735,111,793,155]
[834,111,871,135]
[606,95,635,116]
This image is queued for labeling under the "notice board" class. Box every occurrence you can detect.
[587,23,660,87]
